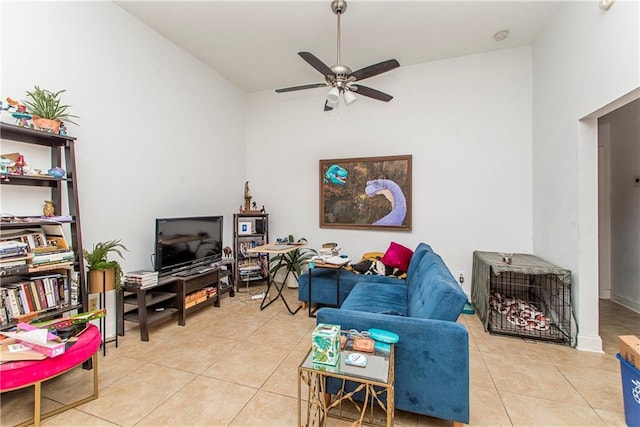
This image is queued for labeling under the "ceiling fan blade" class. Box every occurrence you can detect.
[298,52,335,77]
[324,101,333,111]
[351,84,393,102]
[275,83,328,93]
[349,59,400,82]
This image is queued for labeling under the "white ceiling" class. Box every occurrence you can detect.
[115,1,560,94]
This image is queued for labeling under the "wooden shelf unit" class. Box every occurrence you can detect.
[0,123,87,329]
[233,212,269,290]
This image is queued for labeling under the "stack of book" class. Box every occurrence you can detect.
[0,241,28,275]
[124,270,159,289]
[30,248,75,268]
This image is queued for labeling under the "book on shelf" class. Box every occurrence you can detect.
[0,264,29,276]
[70,271,79,306]
[124,281,158,289]
[29,250,74,266]
[0,257,27,267]
[0,241,28,258]
[0,273,69,323]
[239,265,261,272]
[124,270,159,288]
[27,262,73,273]
[125,276,158,284]
[125,270,158,278]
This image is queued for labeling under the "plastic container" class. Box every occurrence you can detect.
[617,353,640,427]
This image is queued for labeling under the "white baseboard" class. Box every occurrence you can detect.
[609,292,640,314]
[576,333,604,353]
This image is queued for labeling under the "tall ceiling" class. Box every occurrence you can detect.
[116,1,561,93]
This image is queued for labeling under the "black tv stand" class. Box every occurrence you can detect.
[118,268,222,341]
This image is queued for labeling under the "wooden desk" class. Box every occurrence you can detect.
[247,243,306,314]
[0,325,101,427]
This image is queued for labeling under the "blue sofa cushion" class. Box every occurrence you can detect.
[340,282,408,316]
[408,261,466,321]
[406,243,431,282]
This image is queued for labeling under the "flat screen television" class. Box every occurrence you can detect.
[154,216,223,276]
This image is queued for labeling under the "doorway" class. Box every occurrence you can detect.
[597,98,640,351]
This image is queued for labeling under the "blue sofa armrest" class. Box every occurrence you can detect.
[316,307,469,424]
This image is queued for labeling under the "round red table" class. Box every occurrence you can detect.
[0,324,101,427]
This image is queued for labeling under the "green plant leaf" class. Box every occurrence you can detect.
[23,85,80,125]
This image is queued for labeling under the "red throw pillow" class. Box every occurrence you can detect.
[380,242,413,272]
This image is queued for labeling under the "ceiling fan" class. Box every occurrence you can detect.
[275,0,400,111]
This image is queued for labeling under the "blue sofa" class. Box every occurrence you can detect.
[313,243,470,424]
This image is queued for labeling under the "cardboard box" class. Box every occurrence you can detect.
[618,335,640,370]
[19,338,65,358]
[312,323,340,366]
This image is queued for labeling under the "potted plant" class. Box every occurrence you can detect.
[269,235,317,288]
[83,239,128,293]
[23,85,79,134]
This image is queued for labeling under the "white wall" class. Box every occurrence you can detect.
[532,1,639,350]
[602,100,640,312]
[1,2,247,274]
[247,47,534,295]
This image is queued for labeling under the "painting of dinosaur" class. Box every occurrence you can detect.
[365,179,407,226]
[320,155,412,230]
[324,164,348,185]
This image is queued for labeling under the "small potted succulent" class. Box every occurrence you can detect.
[83,240,128,293]
[23,85,79,134]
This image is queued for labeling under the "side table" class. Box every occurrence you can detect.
[298,342,394,426]
[307,262,344,318]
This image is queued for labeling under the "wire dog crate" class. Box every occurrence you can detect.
[471,251,575,346]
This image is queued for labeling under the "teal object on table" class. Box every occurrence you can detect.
[368,328,399,344]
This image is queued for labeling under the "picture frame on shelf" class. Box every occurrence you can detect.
[238,221,252,235]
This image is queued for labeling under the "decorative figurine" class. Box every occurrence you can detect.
[47,167,66,179]
[12,104,32,128]
[223,246,232,258]
[244,181,252,211]
[59,122,67,136]
[13,155,26,175]
[260,205,266,213]
[0,157,10,175]
[43,200,55,217]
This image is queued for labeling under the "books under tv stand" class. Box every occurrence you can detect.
[117,269,220,342]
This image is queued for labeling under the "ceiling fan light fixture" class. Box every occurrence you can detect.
[343,89,357,105]
[275,0,399,111]
[327,87,340,104]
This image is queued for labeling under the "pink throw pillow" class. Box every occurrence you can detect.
[380,242,413,272]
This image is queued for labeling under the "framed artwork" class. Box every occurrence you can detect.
[320,155,412,231]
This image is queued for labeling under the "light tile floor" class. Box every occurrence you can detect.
[1,288,637,426]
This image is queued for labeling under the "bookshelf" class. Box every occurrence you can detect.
[233,212,269,291]
[0,123,87,329]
